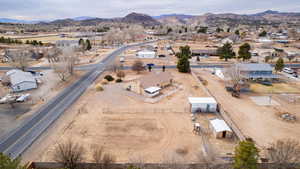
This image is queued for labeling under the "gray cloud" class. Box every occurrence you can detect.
[0,0,299,20]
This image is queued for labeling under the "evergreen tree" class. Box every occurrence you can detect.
[275,57,284,72]
[179,45,191,58]
[177,45,191,73]
[86,39,92,50]
[79,38,84,45]
[234,139,259,169]
[238,43,251,61]
[235,30,240,36]
[216,27,224,33]
[259,30,267,37]
[0,153,26,169]
[217,42,236,61]
[177,56,190,73]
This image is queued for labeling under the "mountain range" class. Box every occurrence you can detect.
[0,10,300,26]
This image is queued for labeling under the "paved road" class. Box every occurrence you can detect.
[1,63,300,72]
[0,41,154,159]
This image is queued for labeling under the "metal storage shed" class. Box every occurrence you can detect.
[209,118,233,139]
[188,97,218,113]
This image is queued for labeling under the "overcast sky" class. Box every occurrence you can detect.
[1,0,300,20]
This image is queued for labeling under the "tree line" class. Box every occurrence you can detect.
[0,36,23,44]
[0,36,43,46]
[25,39,43,46]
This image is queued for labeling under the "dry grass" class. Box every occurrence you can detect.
[250,83,300,94]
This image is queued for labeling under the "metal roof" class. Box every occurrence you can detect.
[188,97,217,104]
[210,118,232,133]
[8,70,36,86]
[237,63,273,72]
[144,86,161,93]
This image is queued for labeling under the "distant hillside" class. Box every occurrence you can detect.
[39,12,160,26]
[121,12,160,26]
[0,18,41,24]
[1,10,300,26]
[154,14,195,24]
[156,10,300,26]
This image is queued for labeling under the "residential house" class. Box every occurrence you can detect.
[6,69,37,92]
[56,40,79,49]
[191,49,218,57]
[137,50,156,58]
[138,72,173,97]
[236,63,279,80]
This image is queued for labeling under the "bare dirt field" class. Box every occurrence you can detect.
[194,69,300,150]
[23,70,236,163]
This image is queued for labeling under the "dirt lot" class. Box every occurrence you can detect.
[194,69,300,150]
[23,70,236,163]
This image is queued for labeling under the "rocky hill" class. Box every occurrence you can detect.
[156,10,300,26]
[39,12,160,26]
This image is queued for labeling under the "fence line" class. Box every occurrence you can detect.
[28,162,296,169]
[191,70,246,141]
[102,108,190,114]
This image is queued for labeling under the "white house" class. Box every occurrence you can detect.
[137,50,156,58]
[209,118,233,139]
[188,97,218,113]
[6,69,37,92]
[144,86,161,97]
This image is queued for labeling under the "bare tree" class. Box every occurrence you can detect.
[162,152,186,169]
[7,49,31,71]
[107,63,121,73]
[116,70,125,80]
[266,139,300,169]
[226,66,242,85]
[91,145,116,169]
[53,140,85,169]
[92,145,104,163]
[43,47,62,63]
[132,60,145,74]
[102,153,116,169]
[128,154,146,169]
[52,47,78,81]
[53,60,70,81]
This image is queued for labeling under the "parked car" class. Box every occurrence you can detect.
[283,67,294,74]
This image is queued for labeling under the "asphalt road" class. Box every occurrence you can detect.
[0,41,154,159]
[1,63,300,72]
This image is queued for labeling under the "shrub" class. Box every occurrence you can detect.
[104,75,114,81]
[116,79,123,83]
[101,80,108,85]
[95,84,104,91]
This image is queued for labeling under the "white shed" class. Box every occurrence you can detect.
[144,86,161,97]
[137,50,156,58]
[188,97,218,113]
[209,118,233,139]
